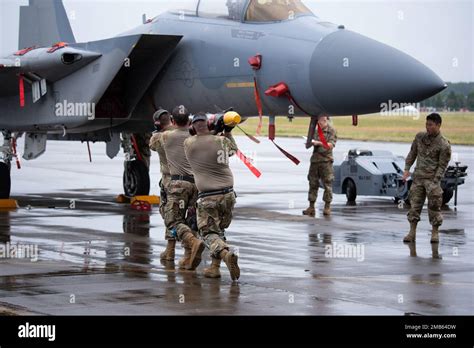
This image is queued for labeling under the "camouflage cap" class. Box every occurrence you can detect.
[153,108,169,122]
[192,112,208,124]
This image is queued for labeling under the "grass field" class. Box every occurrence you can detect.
[234,112,474,145]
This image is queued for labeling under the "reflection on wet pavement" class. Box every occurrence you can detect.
[0,138,472,315]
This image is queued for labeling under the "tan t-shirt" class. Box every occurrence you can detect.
[162,128,193,177]
[184,134,238,192]
[150,131,170,176]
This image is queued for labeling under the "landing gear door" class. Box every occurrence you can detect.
[106,133,121,159]
[23,133,47,160]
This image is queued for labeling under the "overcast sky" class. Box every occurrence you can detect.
[1,0,472,82]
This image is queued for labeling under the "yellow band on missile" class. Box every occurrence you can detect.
[226,82,254,88]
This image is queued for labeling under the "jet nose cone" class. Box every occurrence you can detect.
[310,30,446,115]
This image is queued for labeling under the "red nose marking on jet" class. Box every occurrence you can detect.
[265,82,330,150]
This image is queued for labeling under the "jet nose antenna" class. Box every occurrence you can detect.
[310,30,447,115]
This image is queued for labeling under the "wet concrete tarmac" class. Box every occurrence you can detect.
[0,136,473,315]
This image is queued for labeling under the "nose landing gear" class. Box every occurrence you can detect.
[121,133,151,198]
[0,131,13,199]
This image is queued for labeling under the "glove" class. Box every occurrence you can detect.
[214,117,225,134]
[186,207,197,231]
[224,125,235,133]
[433,174,443,185]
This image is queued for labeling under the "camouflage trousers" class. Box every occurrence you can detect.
[163,180,198,241]
[407,178,443,227]
[308,161,334,203]
[197,192,236,258]
[159,175,172,240]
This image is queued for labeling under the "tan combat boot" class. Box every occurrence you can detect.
[323,203,331,216]
[303,202,316,217]
[403,222,417,243]
[203,257,221,279]
[431,225,440,244]
[182,232,205,270]
[178,247,191,270]
[160,240,176,261]
[220,249,240,281]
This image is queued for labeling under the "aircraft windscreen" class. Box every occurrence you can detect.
[169,0,200,16]
[245,0,314,22]
[198,0,247,21]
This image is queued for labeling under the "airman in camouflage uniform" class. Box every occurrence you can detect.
[149,109,175,261]
[133,133,152,169]
[403,113,451,244]
[303,116,337,217]
[161,106,204,270]
[184,112,240,281]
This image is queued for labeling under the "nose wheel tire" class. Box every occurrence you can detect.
[345,178,357,202]
[0,162,11,199]
[442,188,454,205]
[123,160,150,197]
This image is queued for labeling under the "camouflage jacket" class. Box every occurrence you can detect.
[311,125,337,163]
[405,131,452,181]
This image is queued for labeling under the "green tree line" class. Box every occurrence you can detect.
[420,82,474,110]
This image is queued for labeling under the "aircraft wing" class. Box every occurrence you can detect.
[87,34,183,119]
[0,0,183,132]
[0,34,183,131]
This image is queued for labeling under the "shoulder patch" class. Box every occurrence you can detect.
[442,136,451,146]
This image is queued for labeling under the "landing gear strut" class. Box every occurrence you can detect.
[0,131,12,199]
[121,133,150,197]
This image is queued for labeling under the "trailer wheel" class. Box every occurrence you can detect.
[442,188,454,205]
[345,179,357,202]
[0,162,11,199]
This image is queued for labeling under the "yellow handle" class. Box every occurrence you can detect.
[223,111,241,127]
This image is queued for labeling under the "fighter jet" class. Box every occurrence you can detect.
[0,0,446,199]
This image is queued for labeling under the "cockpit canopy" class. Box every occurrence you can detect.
[171,0,314,22]
[244,0,314,22]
